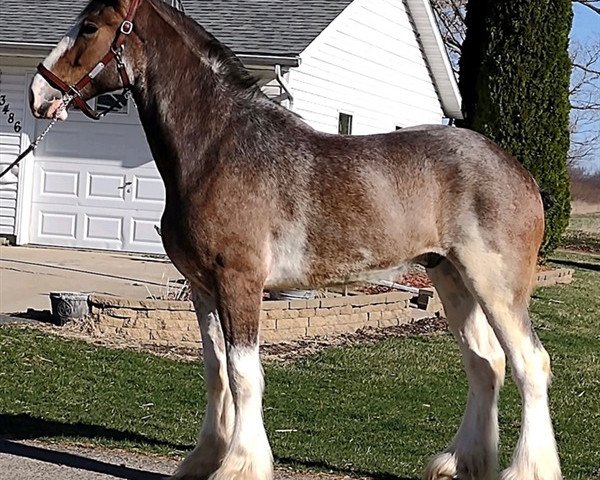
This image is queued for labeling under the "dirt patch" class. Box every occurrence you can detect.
[261,316,447,363]
[17,315,447,364]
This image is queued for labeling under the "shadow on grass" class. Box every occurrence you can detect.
[1,414,417,479]
[550,257,600,271]
[0,413,189,451]
[275,456,417,480]
[0,440,168,480]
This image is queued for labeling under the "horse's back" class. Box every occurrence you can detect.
[277,123,545,285]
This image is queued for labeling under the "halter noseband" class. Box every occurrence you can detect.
[37,0,141,120]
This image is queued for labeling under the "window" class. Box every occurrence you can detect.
[338,112,353,135]
[95,93,129,115]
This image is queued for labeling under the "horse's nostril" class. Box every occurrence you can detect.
[37,102,51,118]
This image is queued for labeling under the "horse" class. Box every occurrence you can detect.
[29,1,562,479]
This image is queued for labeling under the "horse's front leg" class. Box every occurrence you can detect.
[209,267,273,480]
[173,291,234,480]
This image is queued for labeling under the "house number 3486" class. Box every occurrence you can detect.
[0,95,23,133]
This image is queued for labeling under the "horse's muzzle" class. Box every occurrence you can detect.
[30,74,68,120]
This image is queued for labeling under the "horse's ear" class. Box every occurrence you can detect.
[166,0,186,12]
[111,0,132,16]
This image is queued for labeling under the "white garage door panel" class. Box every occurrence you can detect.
[130,215,162,246]
[30,107,166,254]
[41,169,80,198]
[88,173,127,201]
[132,175,165,210]
[85,214,123,241]
[32,204,120,250]
[38,211,77,239]
[31,202,164,251]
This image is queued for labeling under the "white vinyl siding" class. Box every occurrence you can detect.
[0,66,27,236]
[289,0,444,134]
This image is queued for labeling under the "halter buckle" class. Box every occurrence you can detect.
[120,20,134,35]
[68,85,83,99]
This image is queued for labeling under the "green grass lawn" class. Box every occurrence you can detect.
[1,252,599,479]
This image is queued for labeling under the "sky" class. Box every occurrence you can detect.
[572,3,599,43]
[571,4,600,171]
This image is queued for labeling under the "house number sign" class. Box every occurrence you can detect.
[0,95,23,133]
[0,71,24,134]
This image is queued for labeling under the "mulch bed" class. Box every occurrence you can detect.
[560,231,600,254]
[261,316,448,363]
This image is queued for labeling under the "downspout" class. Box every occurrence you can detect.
[274,64,294,109]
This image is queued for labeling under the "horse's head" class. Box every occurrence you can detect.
[30,0,142,120]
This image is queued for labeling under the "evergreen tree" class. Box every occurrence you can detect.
[459,0,573,256]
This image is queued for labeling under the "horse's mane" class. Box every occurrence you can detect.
[148,0,263,99]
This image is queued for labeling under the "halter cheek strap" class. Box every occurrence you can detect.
[37,0,141,120]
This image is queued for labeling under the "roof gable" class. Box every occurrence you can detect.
[0,0,353,56]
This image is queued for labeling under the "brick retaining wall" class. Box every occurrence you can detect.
[83,267,570,348]
[87,291,435,347]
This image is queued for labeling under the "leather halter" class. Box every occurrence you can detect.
[37,0,141,120]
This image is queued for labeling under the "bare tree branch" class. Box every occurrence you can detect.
[573,0,600,15]
[570,39,600,165]
[430,0,467,75]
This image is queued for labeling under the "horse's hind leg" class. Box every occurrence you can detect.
[173,291,234,480]
[423,259,505,480]
[453,242,561,480]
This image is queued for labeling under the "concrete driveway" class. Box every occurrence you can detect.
[0,245,182,314]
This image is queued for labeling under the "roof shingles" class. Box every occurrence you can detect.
[0,0,353,56]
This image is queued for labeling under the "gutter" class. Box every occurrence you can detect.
[403,0,463,119]
[0,41,54,57]
[0,41,302,69]
[237,53,301,68]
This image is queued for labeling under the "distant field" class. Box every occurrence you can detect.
[571,201,600,216]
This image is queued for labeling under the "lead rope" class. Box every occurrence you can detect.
[0,94,72,180]
[0,83,131,181]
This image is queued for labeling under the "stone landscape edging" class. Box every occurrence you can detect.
[83,267,571,347]
[87,290,438,346]
[535,267,574,286]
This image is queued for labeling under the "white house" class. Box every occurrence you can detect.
[0,0,461,255]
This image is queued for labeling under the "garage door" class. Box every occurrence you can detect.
[30,95,166,254]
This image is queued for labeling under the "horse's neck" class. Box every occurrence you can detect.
[131,4,239,192]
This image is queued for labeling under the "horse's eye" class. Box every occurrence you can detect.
[80,22,98,36]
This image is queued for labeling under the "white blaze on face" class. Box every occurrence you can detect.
[30,21,81,120]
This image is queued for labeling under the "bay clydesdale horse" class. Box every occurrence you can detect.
[29,1,561,479]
